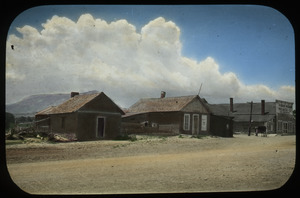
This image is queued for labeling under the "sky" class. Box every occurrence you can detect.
[6,5,295,108]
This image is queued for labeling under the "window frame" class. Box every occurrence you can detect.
[183,113,190,131]
[201,114,208,131]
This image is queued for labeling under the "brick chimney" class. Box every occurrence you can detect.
[71,92,79,98]
[161,91,166,98]
[230,98,234,112]
[261,100,265,115]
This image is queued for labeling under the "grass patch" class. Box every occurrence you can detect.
[114,134,137,142]
[6,137,56,145]
[191,135,209,139]
[6,139,24,145]
[159,136,167,142]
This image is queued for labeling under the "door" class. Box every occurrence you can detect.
[192,114,199,135]
[96,117,105,138]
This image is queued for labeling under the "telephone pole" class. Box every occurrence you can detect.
[248,101,253,136]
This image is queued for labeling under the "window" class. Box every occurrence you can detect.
[183,114,190,131]
[201,115,207,131]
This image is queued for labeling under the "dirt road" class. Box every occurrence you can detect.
[6,134,295,194]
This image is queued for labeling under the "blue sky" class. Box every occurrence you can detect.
[8,5,295,87]
[6,5,295,106]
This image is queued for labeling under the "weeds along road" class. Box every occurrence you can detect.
[6,134,296,194]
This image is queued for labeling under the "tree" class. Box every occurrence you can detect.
[5,112,15,130]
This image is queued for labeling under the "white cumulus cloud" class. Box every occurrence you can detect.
[6,14,295,107]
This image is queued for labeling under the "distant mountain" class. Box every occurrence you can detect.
[6,90,99,117]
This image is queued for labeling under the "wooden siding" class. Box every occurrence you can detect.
[122,111,211,135]
[79,93,124,115]
[210,115,233,137]
[181,112,210,135]
[49,113,77,134]
[181,98,209,113]
[123,95,212,135]
[35,92,124,141]
[76,111,122,140]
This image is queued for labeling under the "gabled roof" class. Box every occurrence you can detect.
[207,102,277,122]
[36,92,124,115]
[207,104,233,117]
[36,106,56,115]
[127,95,209,113]
[234,102,276,115]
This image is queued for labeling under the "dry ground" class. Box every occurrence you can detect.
[6,134,296,194]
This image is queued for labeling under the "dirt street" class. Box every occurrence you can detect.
[6,134,296,194]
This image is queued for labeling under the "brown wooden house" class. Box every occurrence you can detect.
[122,94,211,135]
[35,92,124,140]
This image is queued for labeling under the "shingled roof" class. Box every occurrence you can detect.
[127,95,208,113]
[207,102,277,122]
[36,93,101,115]
[36,106,56,115]
[207,104,233,117]
[36,92,125,115]
[209,102,276,115]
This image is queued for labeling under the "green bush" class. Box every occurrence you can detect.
[114,134,137,141]
[191,135,207,139]
[5,112,15,130]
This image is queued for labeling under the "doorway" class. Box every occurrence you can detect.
[192,114,199,135]
[96,117,105,138]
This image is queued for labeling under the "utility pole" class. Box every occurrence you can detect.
[248,101,253,136]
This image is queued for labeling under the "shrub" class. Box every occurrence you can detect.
[5,112,15,130]
[191,135,207,139]
[114,134,137,141]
